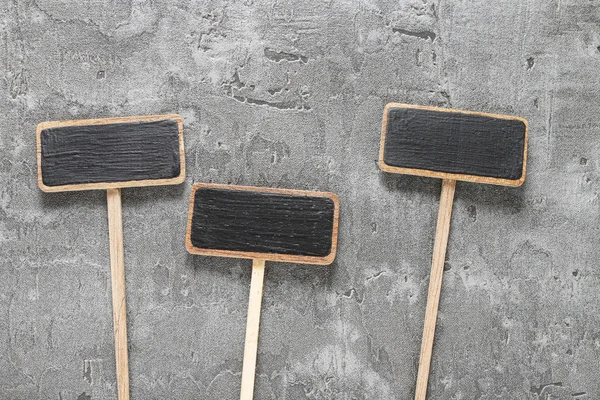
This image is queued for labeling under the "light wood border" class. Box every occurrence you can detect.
[185,183,340,265]
[378,103,528,187]
[36,114,186,192]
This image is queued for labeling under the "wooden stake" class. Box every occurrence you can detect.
[107,188,130,400]
[240,259,266,400]
[414,179,456,400]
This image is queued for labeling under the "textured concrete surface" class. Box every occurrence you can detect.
[1,0,599,399]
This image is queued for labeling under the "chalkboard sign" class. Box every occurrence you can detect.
[185,183,339,400]
[377,103,529,400]
[379,103,528,186]
[36,113,186,400]
[37,115,185,192]
[186,183,339,265]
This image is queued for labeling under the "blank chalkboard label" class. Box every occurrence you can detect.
[37,115,185,192]
[379,104,528,186]
[185,184,339,264]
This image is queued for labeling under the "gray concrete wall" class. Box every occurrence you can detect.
[1,0,599,399]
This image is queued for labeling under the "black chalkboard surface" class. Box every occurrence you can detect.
[186,183,339,264]
[379,103,528,186]
[37,115,185,192]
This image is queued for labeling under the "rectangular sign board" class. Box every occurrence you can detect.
[37,115,185,192]
[379,103,528,186]
[186,183,339,265]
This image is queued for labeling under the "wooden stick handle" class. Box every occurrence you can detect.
[107,188,130,400]
[240,259,266,400]
[414,179,456,400]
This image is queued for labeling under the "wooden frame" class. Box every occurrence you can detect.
[36,114,186,192]
[185,183,340,265]
[378,103,528,187]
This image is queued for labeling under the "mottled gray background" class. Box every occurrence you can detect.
[1,0,599,399]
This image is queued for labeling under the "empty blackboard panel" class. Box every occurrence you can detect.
[189,186,336,257]
[380,104,528,186]
[38,116,184,191]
